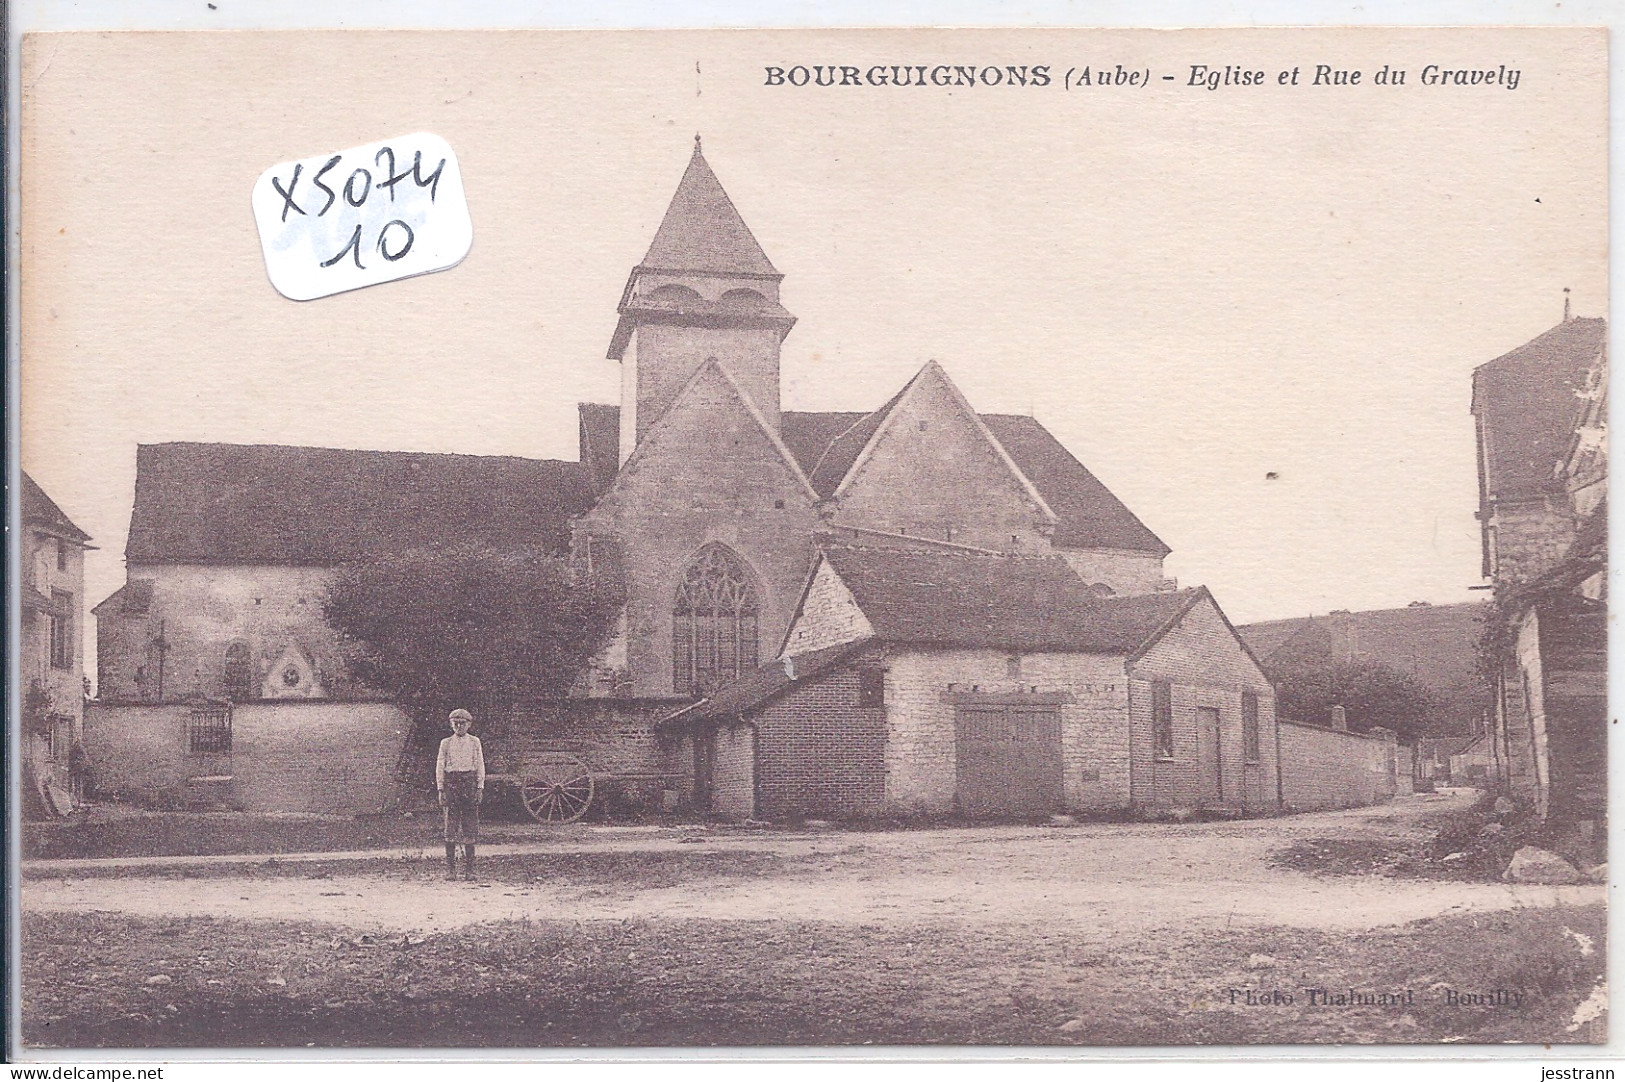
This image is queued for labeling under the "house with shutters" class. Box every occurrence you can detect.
[90,141,1388,818]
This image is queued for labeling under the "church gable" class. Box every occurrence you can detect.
[830,362,1056,552]
[590,358,815,521]
[582,359,822,698]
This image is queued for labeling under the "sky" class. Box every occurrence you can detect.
[18,27,1607,633]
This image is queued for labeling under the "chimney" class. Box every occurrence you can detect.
[1564,287,1572,321]
[1330,705,1348,732]
[783,655,796,680]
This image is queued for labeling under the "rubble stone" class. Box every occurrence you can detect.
[1502,846,1582,884]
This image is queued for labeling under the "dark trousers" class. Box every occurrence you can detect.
[442,771,481,843]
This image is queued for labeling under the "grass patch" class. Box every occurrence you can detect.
[19,903,1605,1048]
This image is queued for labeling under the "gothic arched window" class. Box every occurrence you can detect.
[223,641,255,702]
[672,544,759,696]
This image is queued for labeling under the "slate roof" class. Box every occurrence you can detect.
[21,471,90,542]
[817,543,1203,653]
[124,442,596,565]
[640,145,778,276]
[577,404,1168,555]
[671,640,874,724]
[1472,317,1605,502]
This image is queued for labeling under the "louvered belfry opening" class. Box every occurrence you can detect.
[673,544,759,696]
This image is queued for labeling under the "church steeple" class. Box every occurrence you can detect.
[610,141,795,464]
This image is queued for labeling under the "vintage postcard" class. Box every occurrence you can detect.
[11,27,1609,1054]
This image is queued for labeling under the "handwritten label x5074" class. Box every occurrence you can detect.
[251,133,473,301]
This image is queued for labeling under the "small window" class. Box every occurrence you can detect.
[857,668,885,709]
[189,703,232,755]
[55,537,68,571]
[1152,680,1174,759]
[49,591,73,670]
[1242,689,1261,762]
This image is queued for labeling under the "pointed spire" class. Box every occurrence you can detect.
[640,143,778,276]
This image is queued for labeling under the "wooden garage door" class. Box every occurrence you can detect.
[955,704,1063,817]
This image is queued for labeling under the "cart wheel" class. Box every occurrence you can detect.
[520,754,594,823]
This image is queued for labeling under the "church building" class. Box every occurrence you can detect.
[91,141,1284,819]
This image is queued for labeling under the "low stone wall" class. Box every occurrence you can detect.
[83,700,409,814]
[1277,720,1397,811]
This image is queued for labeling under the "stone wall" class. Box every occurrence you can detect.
[83,700,409,814]
[780,559,874,657]
[882,648,1130,815]
[1054,547,1166,597]
[94,564,347,704]
[579,360,822,698]
[1277,720,1397,811]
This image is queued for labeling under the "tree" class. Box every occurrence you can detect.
[322,545,625,728]
[1271,656,1435,743]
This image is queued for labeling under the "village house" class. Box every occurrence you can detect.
[666,545,1281,819]
[88,142,1401,819]
[1472,311,1606,834]
[20,472,92,814]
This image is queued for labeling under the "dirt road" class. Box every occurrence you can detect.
[22,791,1600,937]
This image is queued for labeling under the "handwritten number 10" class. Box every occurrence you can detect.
[273,146,444,270]
[319,220,415,269]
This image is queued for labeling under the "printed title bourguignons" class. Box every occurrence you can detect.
[762,63,1522,91]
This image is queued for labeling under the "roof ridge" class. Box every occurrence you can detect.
[137,440,581,468]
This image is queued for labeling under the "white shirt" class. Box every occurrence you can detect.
[436,732,485,788]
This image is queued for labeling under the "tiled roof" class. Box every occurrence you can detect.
[819,543,1201,653]
[672,640,873,723]
[92,579,153,617]
[980,415,1168,555]
[125,442,596,565]
[639,146,778,276]
[805,389,908,497]
[780,412,868,476]
[1472,317,1605,502]
[590,404,1167,556]
[21,471,90,542]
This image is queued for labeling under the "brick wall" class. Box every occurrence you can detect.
[754,665,887,819]
[82,700,409,814]
[781,559,874,657]
[1128,597,1280,813]
[882,648,1131,815]
[710,723,756,820]
[1277,720,1397,811]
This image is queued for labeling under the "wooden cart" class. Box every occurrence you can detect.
[486,745,681,823]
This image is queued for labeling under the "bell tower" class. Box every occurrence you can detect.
[609,138,796,464]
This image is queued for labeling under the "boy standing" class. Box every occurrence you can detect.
[436,708,485,880]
